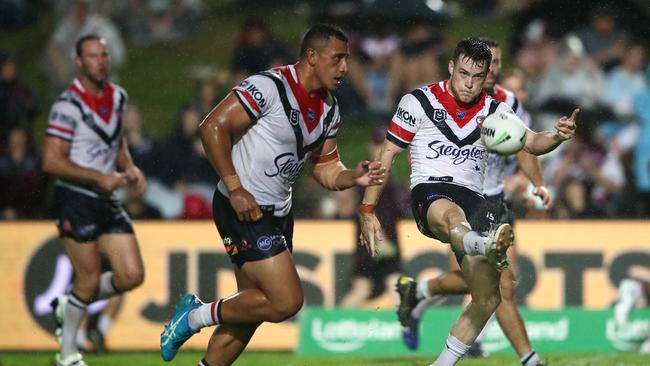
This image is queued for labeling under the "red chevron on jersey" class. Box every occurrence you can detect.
[429,80,487,129]
[281,66,324,133]
[71,81,115,124]
[491,84,508,103]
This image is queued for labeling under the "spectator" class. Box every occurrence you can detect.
[340,126,409,308]
[574,2,628,70]
[230,19,290,84]
[123,104,157,176]
[387,23,444,107]
[0,125,47,219]
[529,35,604,110]
[603,42,647,118]
[545,130,625,218]
[632,88,650,216]
[115,0,204,45]
[44,0,125,95]
[122,184,162,220]
[0,53,39,138]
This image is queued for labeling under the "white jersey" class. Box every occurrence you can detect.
[482,84,533,196]
[387,80,513,194]
[46,78,127,195]
[218,65,341,216]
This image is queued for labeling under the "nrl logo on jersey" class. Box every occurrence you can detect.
[290,109,300,126]
[433,108,447,123]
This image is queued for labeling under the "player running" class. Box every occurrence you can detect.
[358,37,577,366]
[43,35,146,366]
[159,24,385,366]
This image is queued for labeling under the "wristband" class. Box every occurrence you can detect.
[359,203,376,214]
[222,174,242,192]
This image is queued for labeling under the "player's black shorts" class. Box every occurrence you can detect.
[212,189,293,267]
[411,182,495,265]
[52,185,134,243]
[485,192,515,225]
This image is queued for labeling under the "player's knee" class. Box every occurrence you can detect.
[75,270,101,291]
[115,266,145,291]
[475,293,501,314]
[269,297,304,323]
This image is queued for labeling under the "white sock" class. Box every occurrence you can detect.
[188,300,222,330]
[520,350,540,366]
[62,293,88,358]
[417,279,434,300]
[97,272,119,300]
[97,314,112,335]
[76,328,86,349]
[615,278,644,326]
[475,314,495,342]
[431,335,470,366]
[462,231,486,256]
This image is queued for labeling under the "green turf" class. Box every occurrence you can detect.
[1,351,649,366]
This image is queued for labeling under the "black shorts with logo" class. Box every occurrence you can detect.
[212,189,293,267]
[485,192,515,226]
[411,182,495,265]
[52,185,134,243]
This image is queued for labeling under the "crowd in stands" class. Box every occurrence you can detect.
[1,0,650,221]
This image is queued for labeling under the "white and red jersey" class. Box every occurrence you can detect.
[387,80,513,194]
[483,84,533,196]
[218,65,341,216]
[46,79,127,194]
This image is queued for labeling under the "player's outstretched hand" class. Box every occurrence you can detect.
[358,211,384,256]
[532,185,552,210]
[353,160,385,187]
[555,108,579,141]
[97,171,128,193]
[229,187,263,222]
[125,165,147,194]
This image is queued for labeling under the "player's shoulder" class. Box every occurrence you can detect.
[110,82,128,100]
[493,84,518,109]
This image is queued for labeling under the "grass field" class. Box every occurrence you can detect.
[1,351,649,366]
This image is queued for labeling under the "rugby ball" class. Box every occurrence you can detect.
[480,112,527,155]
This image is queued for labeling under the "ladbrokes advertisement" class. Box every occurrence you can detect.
[1,220,649,350]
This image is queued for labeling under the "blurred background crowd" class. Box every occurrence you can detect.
[2,0,650,222]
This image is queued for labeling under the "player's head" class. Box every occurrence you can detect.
[75,34,110,85]
[478,37,501,91]
[300,24,349,91]
[448,37,491,103]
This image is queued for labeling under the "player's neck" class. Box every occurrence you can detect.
[294,61,326,96]
[78,75,106,96]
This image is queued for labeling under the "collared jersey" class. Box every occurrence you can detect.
[46,78,127,195]
[483,84,533,196]
[387,80,514,194]
[219,65,341,216]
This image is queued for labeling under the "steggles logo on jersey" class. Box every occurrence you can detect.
[396,107,416,126]
[426,140,487,165]
[86,144,112,161]
[264,152,305,182]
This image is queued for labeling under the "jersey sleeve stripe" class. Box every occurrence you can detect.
[47,124,74,135]
[238,90,262,114]
[388,121,415,142]
[311,150,339,164]
[234,91,258,121]
[46,131,72,142]
[386,133,409,148]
